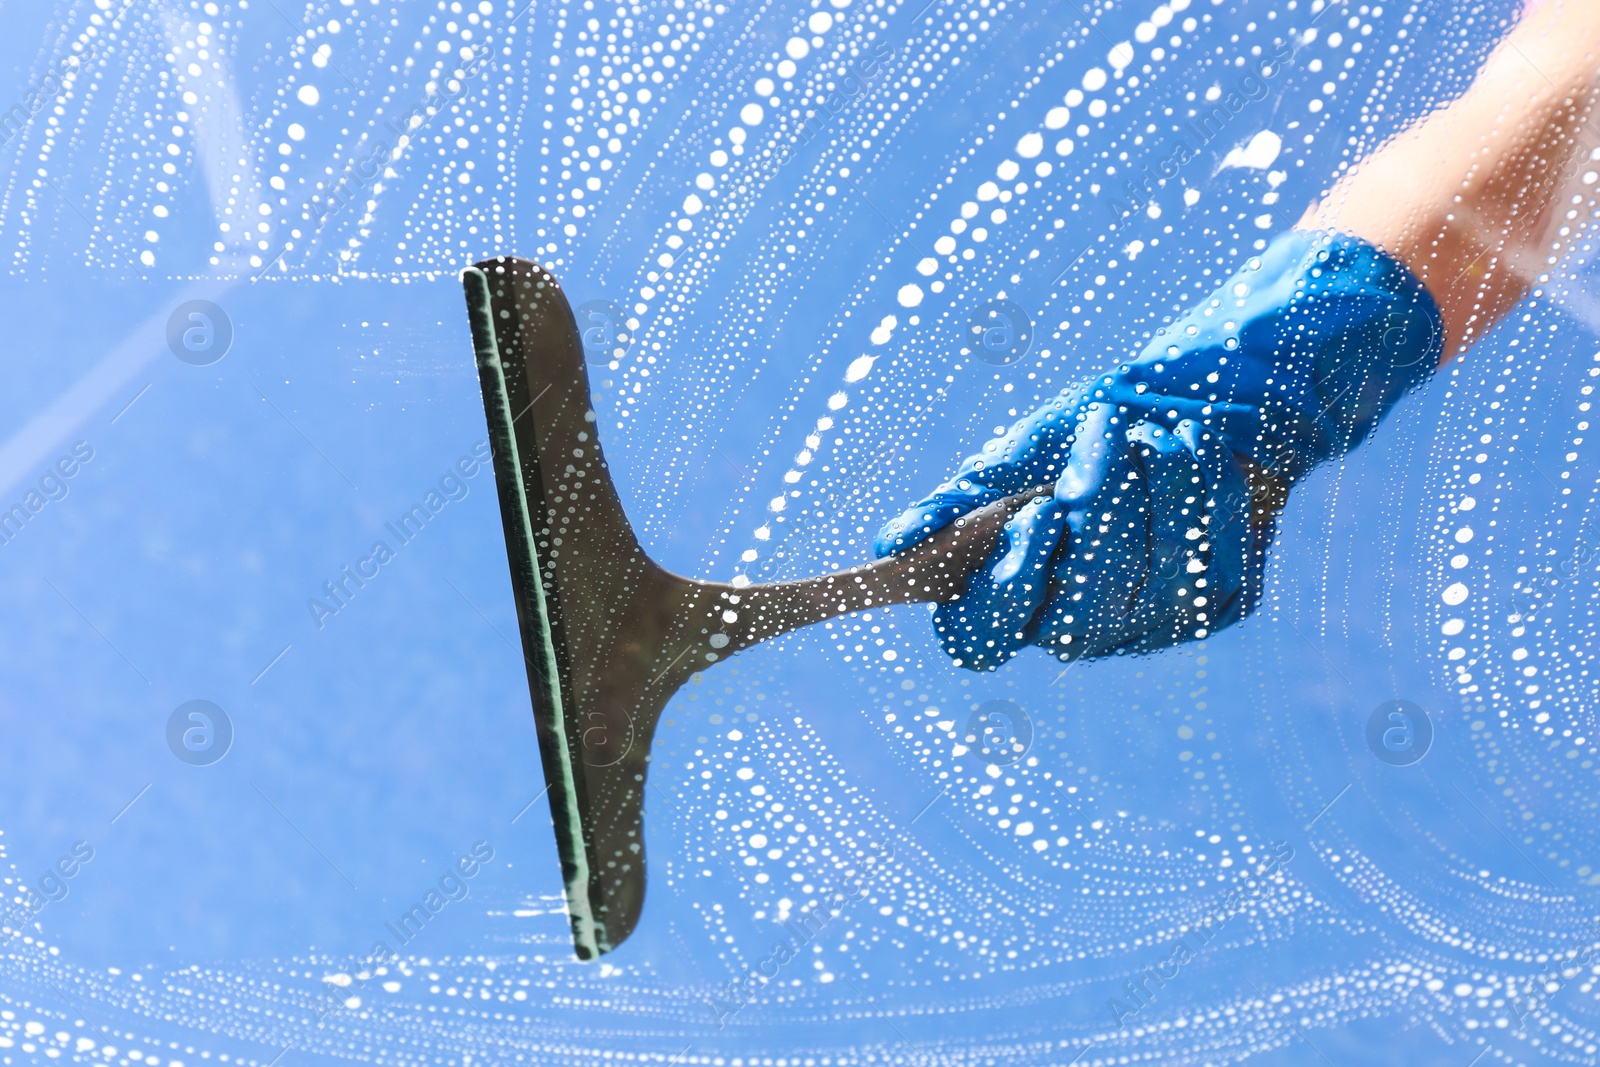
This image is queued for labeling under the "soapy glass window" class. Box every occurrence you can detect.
[1,2,1595,1066]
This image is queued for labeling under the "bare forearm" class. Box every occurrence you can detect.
[1301,0,1600,360]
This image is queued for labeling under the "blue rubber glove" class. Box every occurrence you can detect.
[875,230,1442,670]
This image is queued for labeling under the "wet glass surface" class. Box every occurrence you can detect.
[4,1,1600,1064]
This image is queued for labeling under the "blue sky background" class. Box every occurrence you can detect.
[4,0,1600,1064]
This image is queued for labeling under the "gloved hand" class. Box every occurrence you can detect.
[875,229,1442,671]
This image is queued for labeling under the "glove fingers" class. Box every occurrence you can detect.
[874,390,1081,558]
[1053,400,1123,506]
[931,492,1067,671]
[1120,420,1210,652]
[1114,422,1258,656]
[1206,449,1277,632]
[873,481,1006,559]
[1032,427,1145,660]
[1192,431,1256,632]
[1032,419,1261,662]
